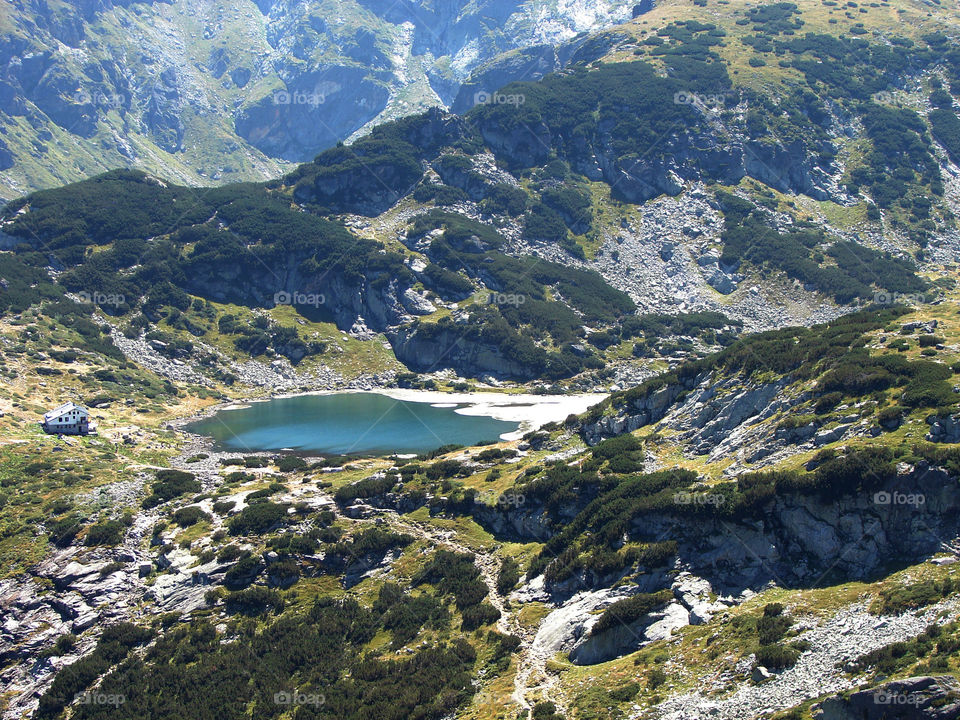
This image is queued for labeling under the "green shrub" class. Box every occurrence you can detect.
[276,455,307,472]
[84,519,126,546]
[223,555,262,589]
[872,578,956,615]
[648,668,668,689]
[171,506,211,528]
[212,499,236,514]
[228,502,289,535]
[334,474,396,503]
[48,515,83,547]
[461,601,501,630]
[590,590,674,636]
[497,557,521,595]
[143,469,200,508]
[224,587,284,615]
[918,334,943,347]
[35,622,153,719]
[425,460,466,480]
[755,643,801,669]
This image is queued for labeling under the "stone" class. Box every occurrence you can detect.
[927,414,960,444]
[815,676,960,719]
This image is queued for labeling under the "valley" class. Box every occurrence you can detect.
[2,292,960,720]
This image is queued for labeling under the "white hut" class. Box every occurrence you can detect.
[40,402,95,436]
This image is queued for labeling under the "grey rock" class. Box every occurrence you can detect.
[706,269,738,295]
[568,598,687,665]
[814,424,853,446]
[815,676,960,720]
[927,414,960,444]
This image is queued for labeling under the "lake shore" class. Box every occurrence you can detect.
[372,389,608,440]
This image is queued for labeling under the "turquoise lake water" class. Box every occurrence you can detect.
[185,392,520,455]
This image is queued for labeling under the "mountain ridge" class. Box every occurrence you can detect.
[0,0,636,201]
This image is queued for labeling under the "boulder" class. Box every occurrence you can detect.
[927,414,960,444]
[815,676,960,719]
[567,594,687,665]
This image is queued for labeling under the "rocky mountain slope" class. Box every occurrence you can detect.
[5,0,960,388]
[0,0,636,200]
[3,1,960,718]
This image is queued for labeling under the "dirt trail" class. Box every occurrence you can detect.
[388,513,567,714]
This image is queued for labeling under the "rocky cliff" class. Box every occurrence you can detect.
[475,460,960,665]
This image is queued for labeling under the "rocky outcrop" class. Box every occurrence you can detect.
[453,45,565,114]
[581,370,835,471]
[581,374,703,444]
[451,30,631,113]
[471,503,554,541]
[292,107,467,214]
[927,413,960,443]
[144,67,185,153]
[389,323,540,380]
[524,571,729,665]
[235,67,391,161]
[569,598,690,665]
[638,462,960,591]
[744,139,832,201]
[477,110,835,204]
[815,676,960,720]
[477,461,960,665]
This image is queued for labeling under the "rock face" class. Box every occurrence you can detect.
[581,370,827,471]
[581,375,698,445]
[477,462,960,664]
[450,30,632,113]
[476,114,835,204]
[234,67,390,162]
[389,323,541,380]
[293,107,468,214]
[568,599,690,664]
[815,676,960,720]
[651,463,960,590]
[0,0,635,199]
